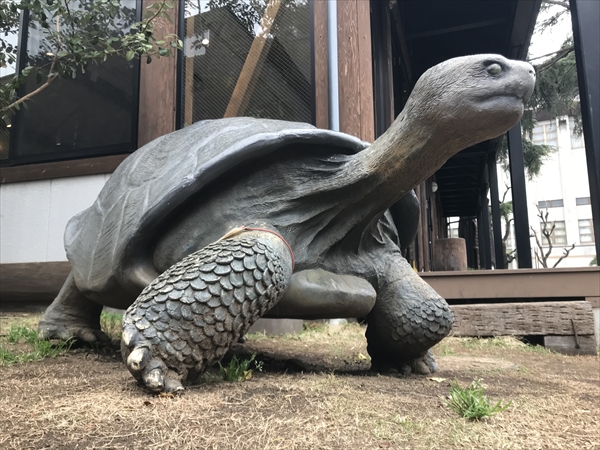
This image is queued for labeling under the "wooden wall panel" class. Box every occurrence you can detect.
[313,0,329,129]
[337,0,374,142]
[138,0,179,147]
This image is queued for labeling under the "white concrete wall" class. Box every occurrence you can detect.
[0,174,109,263]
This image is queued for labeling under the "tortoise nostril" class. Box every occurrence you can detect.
[529,69,536,77]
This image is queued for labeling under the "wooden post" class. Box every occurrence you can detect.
[313,0,329,130]
[434,238,468,271]
[223,0,282,118]
[337,0,374,142]
[138,0,178,147]
[184,16,195,127]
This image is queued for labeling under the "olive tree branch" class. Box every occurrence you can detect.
[5,14,62,112]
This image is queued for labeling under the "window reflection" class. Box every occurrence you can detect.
[181,0,313,126]
[5,0,139,165]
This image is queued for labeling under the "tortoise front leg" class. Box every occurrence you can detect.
[38,271,110,343]
[121,228,293,393]
[366,254,454,374]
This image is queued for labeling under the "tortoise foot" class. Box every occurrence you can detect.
[38,319,111,344]
[39,272,110,344]
[370,350,438,376]
[121,228,293,393]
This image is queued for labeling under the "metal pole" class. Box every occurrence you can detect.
[570,0,600,259]
[327,0,340,132]
[507,123,533,268]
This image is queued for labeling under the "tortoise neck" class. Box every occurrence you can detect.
[348,112,438,212]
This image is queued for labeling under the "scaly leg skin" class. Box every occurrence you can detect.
[121,229,293,394]
[366,254,454,375]
[38,271,110,343]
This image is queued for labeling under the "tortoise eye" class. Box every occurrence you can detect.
[487,63,502,76]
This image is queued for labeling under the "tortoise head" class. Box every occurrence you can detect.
[401,54,535,149]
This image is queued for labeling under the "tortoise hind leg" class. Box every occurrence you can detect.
[38,271,110,343]
[121,228,293,393]
[366,255,454,374]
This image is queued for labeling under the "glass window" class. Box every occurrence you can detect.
[579,219,594,244]
[2,1,140,166]
[541,220,566,246]
[576,197,591,205]
[0,16,18,161]
[180,0,313,126]
[538,199,563,208]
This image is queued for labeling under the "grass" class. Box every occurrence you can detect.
[446,336,554,354]
[100,310,123,341]
[0,325,73,366]
[0,312,598,449]
[446,378,511,420]
[219,353,263,381]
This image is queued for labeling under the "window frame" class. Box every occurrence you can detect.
[540,219,567,246]
[578,219,595,244]
[1,3,142,169]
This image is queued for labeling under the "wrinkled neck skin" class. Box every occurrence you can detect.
[299,108,468,266]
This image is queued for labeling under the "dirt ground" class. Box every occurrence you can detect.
[0,313,599,450]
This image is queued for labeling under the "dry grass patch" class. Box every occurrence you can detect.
[0,314,598,449]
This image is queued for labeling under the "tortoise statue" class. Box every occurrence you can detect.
[39,54,535,393]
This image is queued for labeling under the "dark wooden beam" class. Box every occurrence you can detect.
[507,123,532,268]
[478,187,492,270]
[389,2,413,83]
[571,0,600,259]
[509,0,543,60]
[0,154,127,184]
[408,18,506,40]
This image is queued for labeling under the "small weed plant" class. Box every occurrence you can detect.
[447,378,511,420]
[219,354,263,382]
[0,325,73,366]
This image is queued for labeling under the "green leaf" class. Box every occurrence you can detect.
[158,48,168,57]
[125,50,135,61]
[146,55,152,64]
[57,51,68,57]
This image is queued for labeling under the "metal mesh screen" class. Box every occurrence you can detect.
[181,0,313,126]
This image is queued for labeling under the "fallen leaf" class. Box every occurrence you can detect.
[429,377,447,383]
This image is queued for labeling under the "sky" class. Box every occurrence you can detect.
[528,4,573,62]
